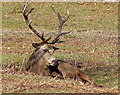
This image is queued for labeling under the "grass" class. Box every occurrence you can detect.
[87,65,118,88]
[2,2,118,31]
[2,53,27,69]
[2,72,118,93]
[2,2,118,93]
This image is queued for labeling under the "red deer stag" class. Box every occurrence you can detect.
[22,4,71,76]
[22,4,103,87]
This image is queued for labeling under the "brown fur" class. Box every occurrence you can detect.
[23,5,103,87]
[53,60,103,87]
[25,43,57,76]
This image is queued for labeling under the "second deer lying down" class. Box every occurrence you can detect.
[51,60,103,87]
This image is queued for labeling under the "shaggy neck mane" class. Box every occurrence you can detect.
[26,48,46,70]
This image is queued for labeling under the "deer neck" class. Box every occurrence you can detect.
[27,49,46,66]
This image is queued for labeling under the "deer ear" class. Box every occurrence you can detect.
[32,43,40,48]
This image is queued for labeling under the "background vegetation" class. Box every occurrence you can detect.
[2,2,118,93]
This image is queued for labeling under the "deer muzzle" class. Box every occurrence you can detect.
[47,57,56,66]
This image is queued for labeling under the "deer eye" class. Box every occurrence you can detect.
[43,49,48,52]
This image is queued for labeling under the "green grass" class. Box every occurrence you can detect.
[2,2,118,31]
[2,2,118,93]
[2,53,26,64]
[94,75,118,87]
[55,51,118,65]
[2,53,28,69]
[58,46,77,50]
[92,71,118,87]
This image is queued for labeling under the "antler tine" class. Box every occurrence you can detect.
[22,4,51,42]
[52,30,72,44]
[51,6,69,33]
[51,6,72,44]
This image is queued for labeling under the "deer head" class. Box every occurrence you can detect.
[22,4,72,68]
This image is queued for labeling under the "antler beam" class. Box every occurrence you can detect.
[22,4,71,44]
[51,6,72,44]
[22,3,51,43]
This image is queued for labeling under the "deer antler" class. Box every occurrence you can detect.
[22,4,71,44]
[51,6,72,44]
[22,3,51,43]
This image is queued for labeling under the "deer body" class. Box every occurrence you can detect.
[25,43,57,75]
[22,4,71,76]
[53,60,103,87]
[22,4,103,88]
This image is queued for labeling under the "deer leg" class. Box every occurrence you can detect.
[76,70,103,87]
[76,70,95,84]
[78,79,85,85]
